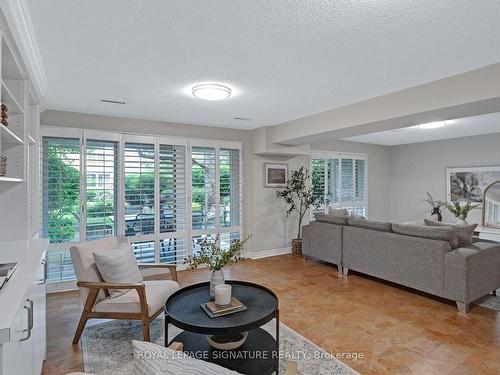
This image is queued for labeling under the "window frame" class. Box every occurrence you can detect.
[40,127,243,290]
[310,151,368,218]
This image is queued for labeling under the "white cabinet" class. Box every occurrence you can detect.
[0,241,47,375]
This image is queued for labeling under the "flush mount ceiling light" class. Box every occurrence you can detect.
[414,121,448,130]
[192,83,231,101]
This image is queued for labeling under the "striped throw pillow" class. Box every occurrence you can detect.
[93,244,143,298]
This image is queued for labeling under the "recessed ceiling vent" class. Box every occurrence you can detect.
[234,117,251,121]
[100,99,126,104]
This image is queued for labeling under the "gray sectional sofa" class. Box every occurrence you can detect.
[302,218,500,313]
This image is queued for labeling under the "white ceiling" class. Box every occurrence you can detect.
[341,112,500,146]
[27,0,500,129]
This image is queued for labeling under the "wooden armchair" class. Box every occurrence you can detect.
[70,237,179,344]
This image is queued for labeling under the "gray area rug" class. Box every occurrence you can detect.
[475,293,500,311]
[82,317,359,375]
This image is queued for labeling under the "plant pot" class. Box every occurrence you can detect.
[207,331,248,350]
[292,239,302,256]
[209,269,225,299]
[431,207,443,222]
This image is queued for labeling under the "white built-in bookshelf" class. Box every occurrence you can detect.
[0,28,41,240]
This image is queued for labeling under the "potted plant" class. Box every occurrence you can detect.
[446,193,481,224]
[422,192,445,221]
[276,166,323,256]
[185,234,250,298]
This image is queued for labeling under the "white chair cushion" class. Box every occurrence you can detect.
[70,237,121,304]
[93,245,144,298]
[132,340,242,375]
[93,280,179,317]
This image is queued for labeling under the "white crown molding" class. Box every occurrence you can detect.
[0,0,49,102]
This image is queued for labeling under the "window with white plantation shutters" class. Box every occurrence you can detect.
[40,128,243,287]
[219,148,240,228]
[191,147,216,230]
[85,140,118,240]
[159,143,187,264]
[124,143,155,238]
[311,152,367,217]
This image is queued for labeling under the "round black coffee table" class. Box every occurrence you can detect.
[164,280,279,375]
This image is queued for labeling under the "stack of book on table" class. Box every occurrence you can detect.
[201,297,247,318]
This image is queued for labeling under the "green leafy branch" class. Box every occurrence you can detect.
[446,193,481,221]
[184,234,250,271]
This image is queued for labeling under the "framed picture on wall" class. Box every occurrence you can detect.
[446,166,500,204]
[264,163,288,188]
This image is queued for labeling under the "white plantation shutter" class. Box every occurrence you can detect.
[354,159,367,216]
[311,153,367,217]
[85,140,118,240]
[124,142,156,262]
[328,158,340,205]
[219,148,240,228]
[311,158,326,213]
[41,136,81,282]
[124,142,155,238]
[191,146,216,230]
[159,143,187,264]
[341,158,354,210]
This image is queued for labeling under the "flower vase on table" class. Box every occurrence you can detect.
[184,234,251,299]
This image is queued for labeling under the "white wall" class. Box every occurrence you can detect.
[251,155,309,254]
[389,133,500,224]
[310,139,392,221]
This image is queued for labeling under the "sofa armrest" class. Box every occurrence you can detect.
[445,242,500,304]
[138,263,178,281]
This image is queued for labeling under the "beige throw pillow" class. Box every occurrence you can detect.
[93,243,144,298]
[328,207,349,217]
[424,219,478,247]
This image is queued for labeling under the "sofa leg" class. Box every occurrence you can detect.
[342,267,349,277]
[456,302,470,314]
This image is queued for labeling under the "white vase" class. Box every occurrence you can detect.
[457,219,468,224]
[210,269,225,299]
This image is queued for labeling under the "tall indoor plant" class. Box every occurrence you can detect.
[185,234,250,298]
[276,166,323,256]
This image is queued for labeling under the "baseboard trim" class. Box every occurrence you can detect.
[248,247,292,260]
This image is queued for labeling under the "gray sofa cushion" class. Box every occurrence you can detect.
[314,213,348,225]
[424,219,478,246]
[392,223,459,249]
[348,217,392,232]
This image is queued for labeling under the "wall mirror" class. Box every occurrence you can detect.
[483,180,500,228]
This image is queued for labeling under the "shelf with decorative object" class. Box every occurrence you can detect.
[1,80,24,115]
